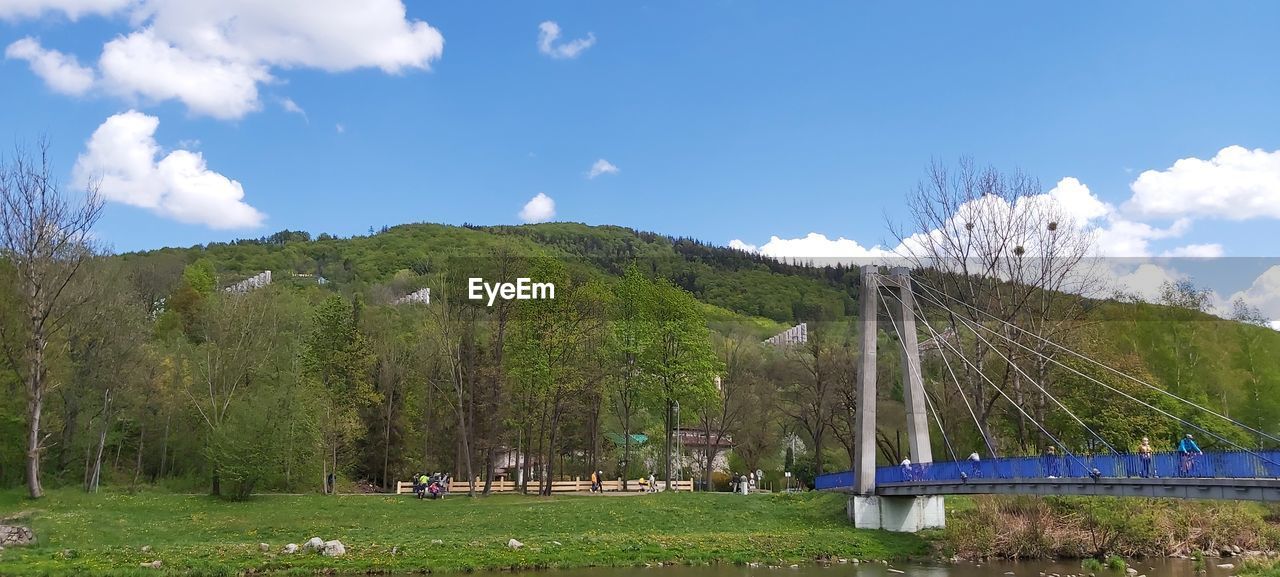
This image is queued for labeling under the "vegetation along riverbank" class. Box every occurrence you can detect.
[943,495,1280,560]
[0,489,927,577]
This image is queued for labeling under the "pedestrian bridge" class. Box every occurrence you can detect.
[816,449,1280,502]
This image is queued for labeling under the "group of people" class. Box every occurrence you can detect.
[1137,433,1204,477]
[411,472,450,499]
[895,433,1207,482]
[728,469,765,494]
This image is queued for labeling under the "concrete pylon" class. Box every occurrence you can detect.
[849,265,944,532]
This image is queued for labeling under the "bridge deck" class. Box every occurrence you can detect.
[816,449,1280,501]
[874,477,1280,501]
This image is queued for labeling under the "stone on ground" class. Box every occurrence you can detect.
[507,538,524,550]
[302,537,324,552]
[140,560,162,569]
[258,542,269,552]
[282,543,299,554]
[322,540,346,557]
[0,525,34,547]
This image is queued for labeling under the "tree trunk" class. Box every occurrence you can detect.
[24,325,45,499]
[664,400,673,491]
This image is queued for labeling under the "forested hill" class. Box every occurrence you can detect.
[121,221,1280,447]
[123,222,862,326]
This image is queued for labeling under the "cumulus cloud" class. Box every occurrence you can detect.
[537,21,595,59]
[1225,265,1280,326]
[728,233,895,261]
[1126,146,1280,220]
[1160,243,1225,258]
[99,30,271,119]
[0,0,130,20]
[4,37,95,95]
[73,110,265,229]
[587,158,618,179]
[519,192,555,224]
[5,0,445,119]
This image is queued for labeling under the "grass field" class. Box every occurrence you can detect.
[0,489,927,576]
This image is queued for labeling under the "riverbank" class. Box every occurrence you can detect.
[943,495,1280,560]
[0,489,926,576]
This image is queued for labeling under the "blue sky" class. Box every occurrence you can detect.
[2,2,1280,318]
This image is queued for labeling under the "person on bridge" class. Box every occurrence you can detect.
[967,451,981,478]
[1178,434,1203,477]
[1138,437,1155,478]
[900,458,914,481]
[1043,446,1060,478]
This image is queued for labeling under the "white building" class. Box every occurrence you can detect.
[764,322,807,346]
[393,287,431,305]
[224,271,271,293]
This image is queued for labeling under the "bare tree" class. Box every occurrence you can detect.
[0,140,103,498]
[891,159,1100,453]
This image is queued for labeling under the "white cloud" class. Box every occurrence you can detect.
[1269,321,1280,332]
[0,0,130,20]
[729,233,895,260]
[587,158,618,179]
[1126,146,1280,220]
[1110,263,1185,302]
[1225,265,1280,326]
[73,110,265,229]
[5,0,444,119]
[537,21,595,59]
[280,97,307,121]
[99,30,271,119]
[4,37,95,95]
[519,192,556,224]
[1093,217,1190,258]
[1160,243,1224,258]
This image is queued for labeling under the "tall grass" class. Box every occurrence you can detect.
[945,495,1280,559]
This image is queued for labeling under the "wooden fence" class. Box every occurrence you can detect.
[395,477,694,495]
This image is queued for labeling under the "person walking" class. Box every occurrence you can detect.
[967,451,981,478]
[1043,446,1059,478]
[589,470,599,493]
[1138,437,1155,478]
[1178,434,1202,477]
[900,458,913,482]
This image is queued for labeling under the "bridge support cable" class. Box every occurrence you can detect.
[909,285,1280,469]
[912,279,1280,447]
[908,297,997,459]
[877,288,960,465]
[897,287,1123,459]
[876,287,1091,474]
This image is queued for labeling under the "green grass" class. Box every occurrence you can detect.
[0,489,926,576]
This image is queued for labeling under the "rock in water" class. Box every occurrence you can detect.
[259,543,270,552]
[507,538,524,550]
[140,560,162,569]
[282,543,299,554]
[322,540,346,557]
[303,537,324,552]
[0,525,35,547]
[1216,564,1234,570]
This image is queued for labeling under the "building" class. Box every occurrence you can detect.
[393,287,431,305]
[764,322,807,346]
[224,270,271,293]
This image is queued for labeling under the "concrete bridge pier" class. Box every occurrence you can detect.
[848,495,946,532]
[850,266,945,532]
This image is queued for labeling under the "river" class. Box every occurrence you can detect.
[441,560,1244,577]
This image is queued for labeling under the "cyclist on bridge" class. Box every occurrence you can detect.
[1178,434,1203,476]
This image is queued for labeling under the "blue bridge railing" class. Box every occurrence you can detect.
[814,450,1280,491]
